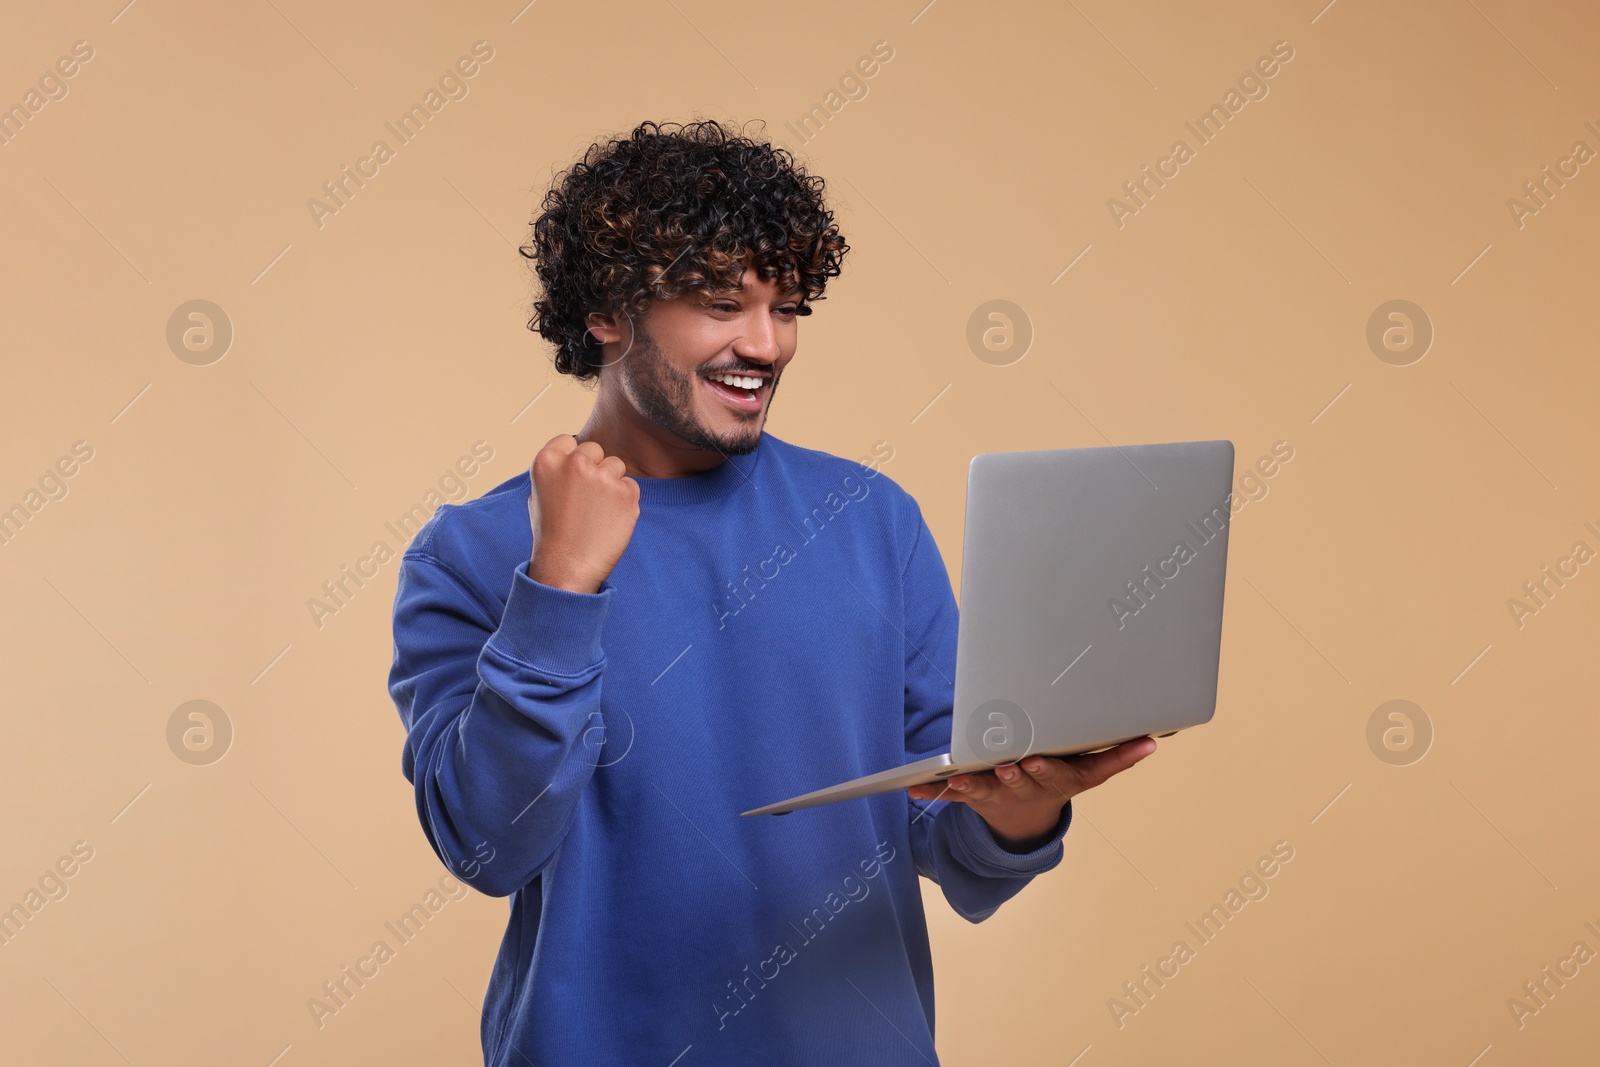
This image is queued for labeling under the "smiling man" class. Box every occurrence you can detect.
[387,119,1153,1066]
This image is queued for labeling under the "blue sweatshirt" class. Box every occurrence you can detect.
[387,432,1072,1066]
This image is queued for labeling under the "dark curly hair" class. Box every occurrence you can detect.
[520,119,850,381]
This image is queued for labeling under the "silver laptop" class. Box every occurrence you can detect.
[740,439,1235,817]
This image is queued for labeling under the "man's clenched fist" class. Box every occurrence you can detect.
[526,434,640,595]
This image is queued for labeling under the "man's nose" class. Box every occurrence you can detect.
[731,311,780,365]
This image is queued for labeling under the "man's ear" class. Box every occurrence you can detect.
[585,305,624,346]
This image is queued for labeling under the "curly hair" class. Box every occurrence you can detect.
[519,119,850,381]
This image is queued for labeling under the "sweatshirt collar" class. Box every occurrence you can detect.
[631,434,766,506]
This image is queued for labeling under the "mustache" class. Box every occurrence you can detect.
[703,365,775,377]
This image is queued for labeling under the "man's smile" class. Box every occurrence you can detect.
[702,369,771,415]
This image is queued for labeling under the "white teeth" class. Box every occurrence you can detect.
[709,372,763,391]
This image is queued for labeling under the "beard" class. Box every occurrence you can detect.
[617,316,776,456]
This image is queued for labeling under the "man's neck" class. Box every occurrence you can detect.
[574,388,728,480]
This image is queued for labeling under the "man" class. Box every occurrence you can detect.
[388,119,1154,1065]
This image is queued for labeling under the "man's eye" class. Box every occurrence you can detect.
[711,302,739,313]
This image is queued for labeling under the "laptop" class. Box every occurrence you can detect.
[740,439,1235,817]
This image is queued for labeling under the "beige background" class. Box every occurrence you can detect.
[2,0,1597,1063]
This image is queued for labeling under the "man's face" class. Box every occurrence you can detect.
[594,264,802,456]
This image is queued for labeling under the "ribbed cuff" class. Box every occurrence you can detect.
[946,799,1072,876]
[486,561,615,675]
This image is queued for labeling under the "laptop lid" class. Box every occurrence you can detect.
[947,440,1235,767]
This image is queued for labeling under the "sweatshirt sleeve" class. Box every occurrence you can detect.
[387,545,615,898]
[898,498,1073,923]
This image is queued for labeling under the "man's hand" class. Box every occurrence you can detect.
[907,737,1157,852]
[527,434,641,595]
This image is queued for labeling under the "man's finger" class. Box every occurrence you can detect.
[572,439,607,464]
[1022,738,1155,796]
[994,762,1034,794]
[542,433,578,455]
[950,771,1006,803]
[1067,737,1157,789]
[1020,756,1073,800]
